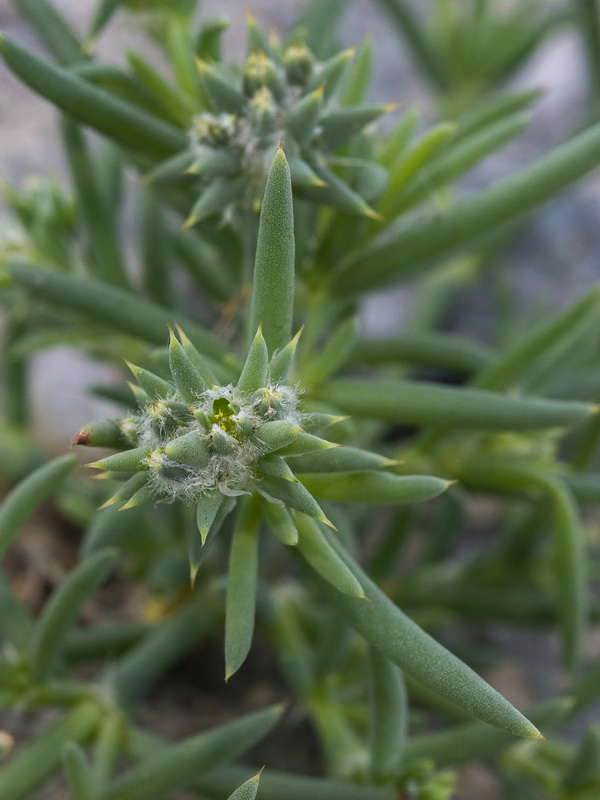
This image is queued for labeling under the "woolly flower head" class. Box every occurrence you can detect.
[147,16,393,226]
[133,380,301,502]
[77,326,346,534]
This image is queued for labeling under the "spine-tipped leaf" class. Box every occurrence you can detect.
[226,770,264,800]
[268,329,302,383]
[88,448,148,474]
[238,326,269,393]
[196,489,226,546]
[169,329,208,401]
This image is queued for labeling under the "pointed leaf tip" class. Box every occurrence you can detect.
[181,215,198,231]
[72,430,89,446]
[98,497,118,510]
[319,514,338,531]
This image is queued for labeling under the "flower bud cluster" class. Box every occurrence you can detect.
[172,18,390,225]
[132,382,300,502]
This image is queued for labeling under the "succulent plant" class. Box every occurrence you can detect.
[4,3,600,800]
[74,150,450,685]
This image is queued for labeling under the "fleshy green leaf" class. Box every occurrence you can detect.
[298,472,450,504]
[258,474,333,526]
[62,743,96,800]
[0,702,102,800]
[288,446,395,473]
[250,146,295,355]
[268,329,302,383]
[339,119,600,292]
[301,317,358,387]
[187,763,395,800]
[349,330,495,374]
[61,116,128,287]
[0,33,186,159]
[88,447,148,474]
[315,533,545,740]
[196,489,226,545]
[0,455,76,561]
[318,378,596,430]
[73,418,131,450]
[285,86,324,146]
[368,650,408,782]
[126,363,175,399]
[11,0,82,66]
[562,724,600,789]
[473,285,600,390]
[103,705,282,800]
[29,549,117,680]
[6,261,232,362]
[548,481,588,672]
[168,328,208,401]
[263,502,298,546]
[257,421,304,453]
[226,769,264,800]
[294,513,365,597]
[225,498,261,679]
[238,326,269,394]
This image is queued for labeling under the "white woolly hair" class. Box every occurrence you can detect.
[134,383,301,504]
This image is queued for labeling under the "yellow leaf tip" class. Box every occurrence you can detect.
[98,497,118,510]
[320,515,338,531]
[181,216,198,231]
[119,498,139,511]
